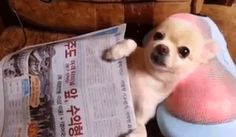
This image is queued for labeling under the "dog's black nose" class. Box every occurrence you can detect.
[151,44,169,66]
[155,44,169,56]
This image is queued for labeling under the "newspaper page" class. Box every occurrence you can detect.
[0,24,136,137]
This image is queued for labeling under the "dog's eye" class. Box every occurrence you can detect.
[178,46,190,58]
[153,32,165,40]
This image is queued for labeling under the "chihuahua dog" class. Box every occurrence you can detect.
[103,13,219,137]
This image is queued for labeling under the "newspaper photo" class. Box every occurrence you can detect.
[0,24,136,137]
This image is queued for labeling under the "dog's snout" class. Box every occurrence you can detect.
[155,44,169,56]
[151,44,169,66]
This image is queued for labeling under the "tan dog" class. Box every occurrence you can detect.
[104,13,219,137]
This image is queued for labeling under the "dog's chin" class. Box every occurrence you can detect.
[148,63,178,83]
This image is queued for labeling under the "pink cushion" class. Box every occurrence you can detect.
[165,60,236,124]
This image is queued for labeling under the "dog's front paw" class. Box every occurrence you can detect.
[102,39,137,61]
[102,46,125,61]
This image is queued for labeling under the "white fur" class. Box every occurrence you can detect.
[104,17,218,137]
[104,39,137,60]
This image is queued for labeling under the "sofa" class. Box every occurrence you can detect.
[0,0,235,137]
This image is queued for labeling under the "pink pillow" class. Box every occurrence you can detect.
[165,59,236,124]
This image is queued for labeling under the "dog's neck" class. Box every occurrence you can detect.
[151,71,181,92]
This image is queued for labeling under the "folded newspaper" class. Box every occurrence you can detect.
[0,24,136,137]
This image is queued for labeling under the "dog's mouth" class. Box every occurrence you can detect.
[149,55,174,73]
[155,64,174,73]
[150,53,166,67]
[150,44,170,67]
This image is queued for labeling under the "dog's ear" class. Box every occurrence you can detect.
[199,39,219,63]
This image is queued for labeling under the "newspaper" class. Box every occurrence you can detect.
[0,24,136,137]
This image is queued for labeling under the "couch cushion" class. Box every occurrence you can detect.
[0,27,74,59]
[72,0,190,2]
[11,0,191,33]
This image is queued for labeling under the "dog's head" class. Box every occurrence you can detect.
[143,13,219,82]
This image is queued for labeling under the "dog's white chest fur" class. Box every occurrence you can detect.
[126,49,173,125]
[129,70,168,107]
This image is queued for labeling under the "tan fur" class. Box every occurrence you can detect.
[104,17,218,137]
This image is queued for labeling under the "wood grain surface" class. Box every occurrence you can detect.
[191,0,204,13]
[72,0,189,2]
[10,0,191,33]
[0,27,74,59]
